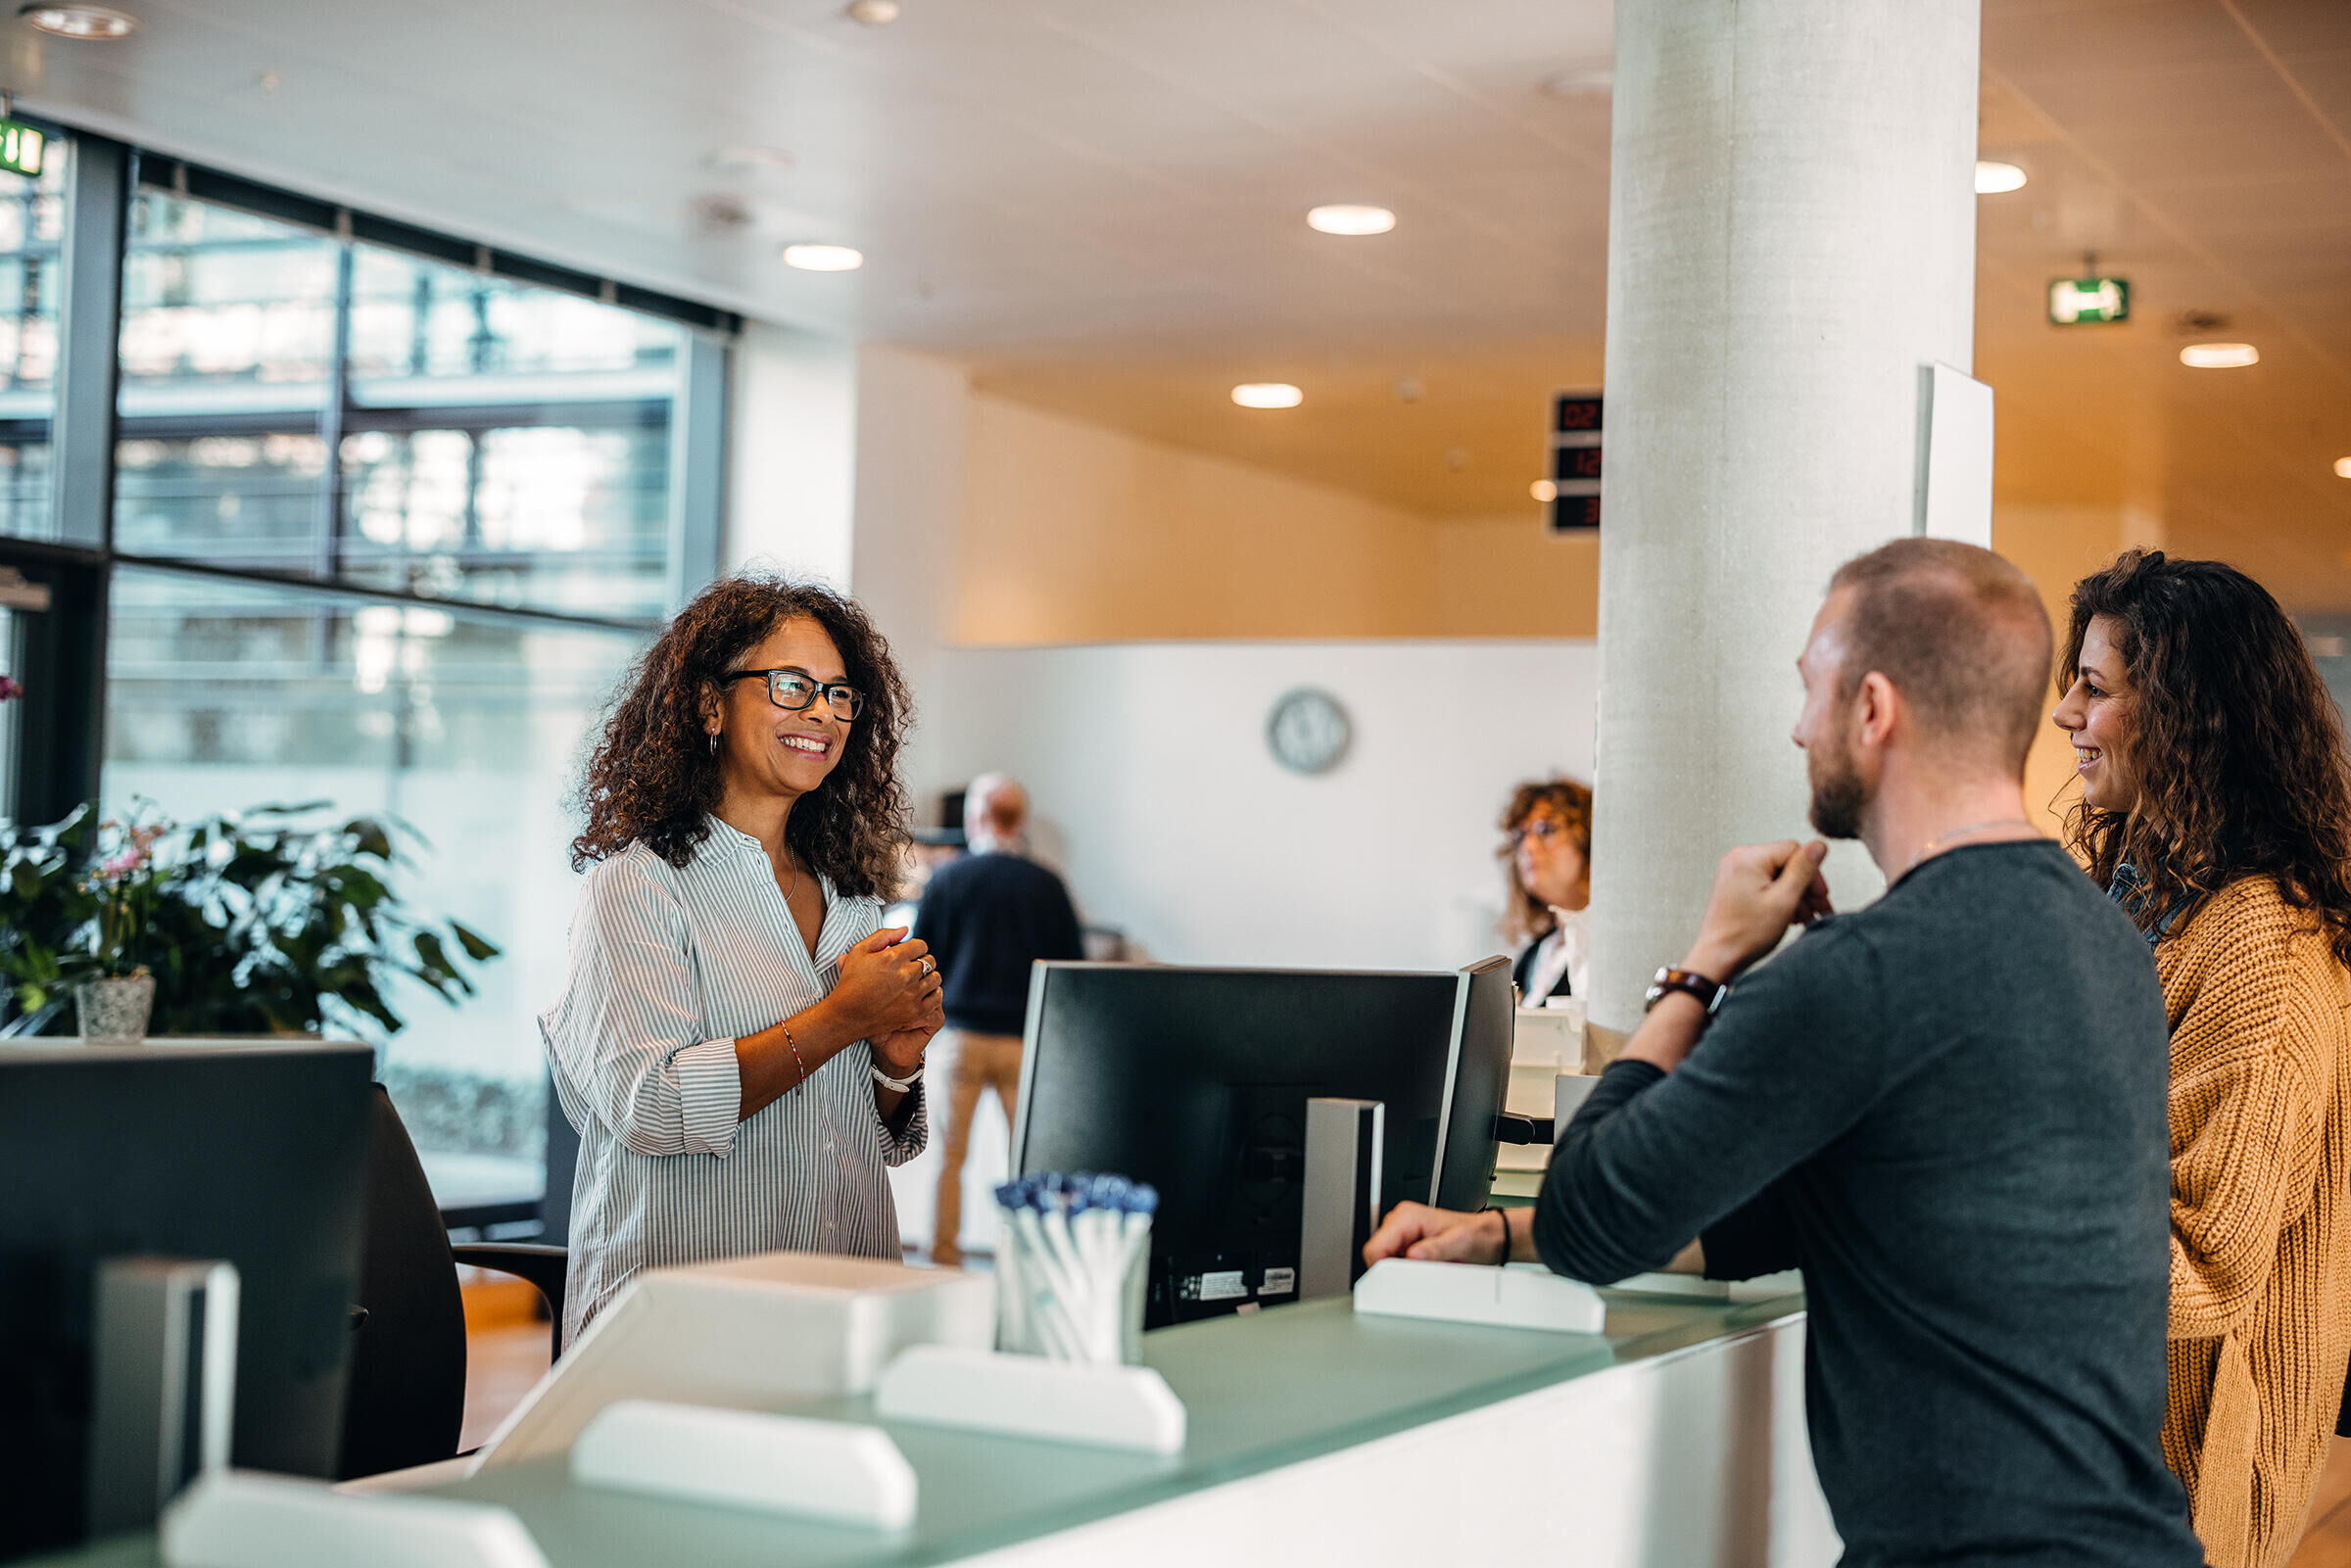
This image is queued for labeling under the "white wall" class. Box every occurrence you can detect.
[920,639,1600,972]
[724,321,859,584]
[847,345,974,816]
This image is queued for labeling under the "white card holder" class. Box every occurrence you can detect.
[1354,1258,1608,1334]
[875,1345,1186,1454]
[570,1401,917,1530]
[161,1472,549,1568]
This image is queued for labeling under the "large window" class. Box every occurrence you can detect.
[0,145,66,541]
[0,129,734,1223]
[101,570,640,1196]
[114,192,683,619]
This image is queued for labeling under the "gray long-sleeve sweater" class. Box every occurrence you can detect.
[1537,841,2203,1568]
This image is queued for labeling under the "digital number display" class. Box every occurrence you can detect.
[1554,445,1603,481]
[1549,495,1601,533]
[1555,396,1604,433]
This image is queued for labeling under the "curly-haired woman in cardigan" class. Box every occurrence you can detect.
[544,575,943,1342]
[2053,550,2351,1568]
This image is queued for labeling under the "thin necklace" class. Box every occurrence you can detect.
[1910,816,2035,878]
[778,849,800,906]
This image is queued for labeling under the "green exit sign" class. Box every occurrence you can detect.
[2048,275,2129,325]
[0,121,44,178]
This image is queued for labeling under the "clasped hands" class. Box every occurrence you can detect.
[1359,836,1832,1271]
[827,926,944,1074]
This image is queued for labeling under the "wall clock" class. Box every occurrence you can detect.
[1266,688,1351,776]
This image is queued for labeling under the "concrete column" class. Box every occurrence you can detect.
[1585,0,1982,1028]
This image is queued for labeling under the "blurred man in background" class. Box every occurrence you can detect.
[912,774,1084,1266]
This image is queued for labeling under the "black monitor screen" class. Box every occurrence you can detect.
[1011,960,1511,1327]
[0,1042,373,1559]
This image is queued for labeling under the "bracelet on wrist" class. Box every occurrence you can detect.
[780,1023,808,1096]
[1480,1204,1510,1265]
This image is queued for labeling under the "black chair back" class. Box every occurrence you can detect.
[338,1085,466,1480]
[540,1074,578,1248]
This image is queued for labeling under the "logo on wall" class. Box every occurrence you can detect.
[1548,389,1602,534]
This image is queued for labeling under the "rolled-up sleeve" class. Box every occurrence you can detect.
[543,857,742,1159]
[872,1056,930,1166]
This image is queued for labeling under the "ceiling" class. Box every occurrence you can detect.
[8,1,2351,589]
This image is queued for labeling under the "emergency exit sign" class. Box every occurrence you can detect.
[2048,275,2129,325]
[0,121,43,179]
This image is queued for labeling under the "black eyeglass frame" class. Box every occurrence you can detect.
[720,667,866,719]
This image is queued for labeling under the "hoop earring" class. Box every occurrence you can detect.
[707,733,718,755]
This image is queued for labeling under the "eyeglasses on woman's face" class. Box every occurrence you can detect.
[722,667,865,719]
[1511,817,1570,847]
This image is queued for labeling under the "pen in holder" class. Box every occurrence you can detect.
[992,1172,1156,1365]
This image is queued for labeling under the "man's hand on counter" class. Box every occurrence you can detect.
[1363,1202,1535,1267]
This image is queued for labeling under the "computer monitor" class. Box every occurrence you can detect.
[0,1041,374,1559]
[1010,957,1515,1328]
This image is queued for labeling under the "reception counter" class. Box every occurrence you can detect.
[45,1284,1835,1568]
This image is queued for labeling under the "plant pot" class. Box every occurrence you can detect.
[76,974,155,1045]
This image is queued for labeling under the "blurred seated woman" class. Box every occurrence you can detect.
[546,576,943,1343]
[1502,778,1594,1005]
[2052,550,2351,1568]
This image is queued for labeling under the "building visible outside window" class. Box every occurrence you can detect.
[0,604,18,801]
[0,146,66,542]
[91,184,706,1216]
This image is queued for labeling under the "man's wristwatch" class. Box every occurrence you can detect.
[1645,966,1729,1016]
[872,1061,925,1094]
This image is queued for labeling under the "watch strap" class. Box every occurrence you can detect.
[871,1061,925,1094]
[1646,967,1728,1016]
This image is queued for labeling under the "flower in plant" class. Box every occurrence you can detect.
[0,674,21,702]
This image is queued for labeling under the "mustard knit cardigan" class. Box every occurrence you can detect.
[2157,877,2351,1568]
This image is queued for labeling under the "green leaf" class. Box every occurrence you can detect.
[344,819,394,861]
[411,929,453,979]
[449,921,501,962]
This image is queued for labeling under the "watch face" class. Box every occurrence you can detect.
[1266,688,1351,776]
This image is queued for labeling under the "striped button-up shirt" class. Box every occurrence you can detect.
[541,816,927,1342]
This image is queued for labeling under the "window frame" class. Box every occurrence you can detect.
[0,124,734,824]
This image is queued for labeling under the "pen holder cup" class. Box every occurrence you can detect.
[993,1208,1150,1366]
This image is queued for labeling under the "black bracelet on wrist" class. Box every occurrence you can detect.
[1480,1204,1509,1265]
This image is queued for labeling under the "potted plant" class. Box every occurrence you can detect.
[0,801,500,1044]
[73,810,168,1042]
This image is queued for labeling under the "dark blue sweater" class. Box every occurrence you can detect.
[909,851,1084,1035]
[1537,841,2201,1568]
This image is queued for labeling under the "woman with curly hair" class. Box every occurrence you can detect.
[2052,550,2351,1568]
[1500,778,1594,1005]
[544,575,943,1341]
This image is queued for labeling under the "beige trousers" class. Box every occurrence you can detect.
[931,1028,1024,1267]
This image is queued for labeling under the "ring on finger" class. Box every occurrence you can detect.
[920,955,935,975]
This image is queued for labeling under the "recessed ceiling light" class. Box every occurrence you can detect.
[709,146,794,172]
[1530,480,1558,502]
[1307,204,1395,236]
[2334,457,2351,479]
[783,243,863,272]
[845,0,899,23]
[1540,66,1612,98]
[2180,342,2258,368]
[1975,161,2027,194]
[1231,383,1302,409]
[20,3,136,37]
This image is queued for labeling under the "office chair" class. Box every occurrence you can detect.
[337,1083,568,1480]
